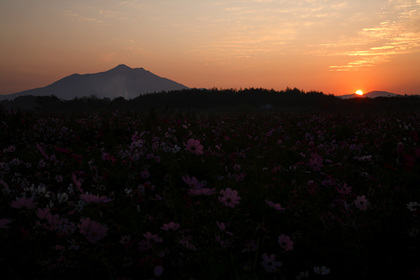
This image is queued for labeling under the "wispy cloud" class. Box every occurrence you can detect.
[66,2,128,25]
[328,0,420,71]
[187,0,352,64]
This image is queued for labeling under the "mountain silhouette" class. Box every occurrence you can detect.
[339,91,399,99]
[0,64,189,100]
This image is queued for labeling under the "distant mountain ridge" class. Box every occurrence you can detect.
[339,91,399,99]
[0,64,189,100]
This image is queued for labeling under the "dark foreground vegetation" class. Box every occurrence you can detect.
[0,104,419,279]
[1,87,420,114]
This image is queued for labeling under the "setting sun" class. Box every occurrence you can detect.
[355,90,364,96]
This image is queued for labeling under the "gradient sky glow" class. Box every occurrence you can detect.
[1,0,420,96]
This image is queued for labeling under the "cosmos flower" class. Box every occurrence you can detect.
[261,253,283,273]
[143,232,163,243]
[185,138,204,155]
[10,197,37,210]
[0,218,13,229]
[218,188,241,208]
[182,175,206,189]
[78,218,108,244]
[265,200,286,211]
[308,153,324,171]
[354,195,369,211]
[80,194,112,203]
[278,234,294,251]
[160,222,180,231]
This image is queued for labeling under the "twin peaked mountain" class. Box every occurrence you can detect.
[1,64,189,100]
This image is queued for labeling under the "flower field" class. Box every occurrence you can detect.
[1,110,419,279]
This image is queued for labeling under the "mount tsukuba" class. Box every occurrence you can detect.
[0,64,189,100]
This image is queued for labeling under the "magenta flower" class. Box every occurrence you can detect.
[216,221,233,235]
[36,142,49,159]
[278,234,294,251]
[36,208,51,220]
[261,253,283,272]
[0,218,13,229]
[141,169,151,179]
[80,194,112,203]
[78,218,108,244]
[188,187,216,196]
[182,175,205,189]
[308,153,324,171]
[336,183,352,195]
[179,238,197,251]
[265,200,286,211]
[218,188,241,208]
[161,222,180,231]
[354,195,369,210]
[36,208,61,230]
[10,197,37,210]
[185,138,204,155]
[183,175,215,196]
[72,172,84,193]
[143,232,163,243]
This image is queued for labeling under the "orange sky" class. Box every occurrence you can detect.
[1,0,420,96]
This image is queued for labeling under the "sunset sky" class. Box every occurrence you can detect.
[1,0,420,96]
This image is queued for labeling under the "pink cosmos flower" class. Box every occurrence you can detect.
[143,232,163,243]
[36,208,51,220]
[138,239,152,251]
[265,200,286,211]
[36,208,62,230]
[36,142,49,159]
[10,197,37,210]
[354,195,368,210]
[185,138,204,155]
[141,169,151,179]
[183,175,215,196]
[182,175,205,189]
[54,146,71,154]
[218,188,241,208]
[80,194,112,203]
[179,238,197,251]
[278,234,294,251]
[188,188,216,196]
[0,218,13,229]
[216,221,227,231]
[261,253,283,273]
[78,218,108,244]
[101,152,117,164]
[307,180,318,195]
[161,222,180,231]
[216,221,233,235]
[119,235,132,245]
[72,172,84,193]
[336,183,352,195]
[308,153,324,171]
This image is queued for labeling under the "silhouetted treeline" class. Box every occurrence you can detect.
[1,87,419,114]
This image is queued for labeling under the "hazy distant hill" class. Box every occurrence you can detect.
[339,91,399,99]
[0,64,189,100]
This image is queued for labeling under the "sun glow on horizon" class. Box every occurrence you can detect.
[355,90,364,96]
